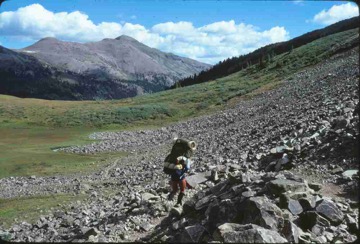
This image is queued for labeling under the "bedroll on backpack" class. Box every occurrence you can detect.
[163,138,196,175]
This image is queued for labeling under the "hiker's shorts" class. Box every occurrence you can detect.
[171,179,187,193]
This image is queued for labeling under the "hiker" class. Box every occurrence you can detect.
[163,138,196,207]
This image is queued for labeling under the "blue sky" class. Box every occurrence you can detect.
[0,0,358,64]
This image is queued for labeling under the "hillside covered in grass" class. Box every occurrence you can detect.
[173,16,359,88]
[0,27,358,129]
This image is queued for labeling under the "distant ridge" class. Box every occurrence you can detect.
[0,35,211,100]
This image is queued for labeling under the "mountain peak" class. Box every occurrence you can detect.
[115,35,138,42]
[39,37,60,42]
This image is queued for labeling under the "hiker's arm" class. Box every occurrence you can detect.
[184,159,191,172]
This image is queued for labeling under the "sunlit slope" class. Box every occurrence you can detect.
[0,28,358,129]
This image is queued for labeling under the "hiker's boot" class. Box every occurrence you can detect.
[175,192,185,207]
[168,192,176,201]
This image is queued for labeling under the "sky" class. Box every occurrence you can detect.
[0,0,358,64]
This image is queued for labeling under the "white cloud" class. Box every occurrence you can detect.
[130,15,137,20]
[0,4,290,64]
[152,21,196,35]
[200,20,238,34]
[312,3,359,25]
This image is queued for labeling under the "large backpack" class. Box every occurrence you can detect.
[163,138,196,175]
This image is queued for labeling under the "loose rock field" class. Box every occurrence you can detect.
[0,48,358,242]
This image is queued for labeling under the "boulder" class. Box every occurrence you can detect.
[331,166,343,175]
[237,196,284,230]
[210,170,219,182]
[210,179,230,196]
[186,173,208,188]
[314,235,327,243]
[297,211,330,231]
[282,220,302,243]
[171,218,187,231]
[0,230,12,241]
[171,206,183,217]
[231,184,245,195]
[141,192,160,203]
[181,224,207,243]
[213,223,287,243]
[140,222,154,232]
[207,199,237,233]
[308,182,322,191]
[316,199,344,224]
[267,179,308,196]
[342,170,358,180]
[242,190,255,198]
[279,191,308,208]
[298,196,316,211]
[195,194,216,210]
[183,198,196,214]
[81,227,99,239]
[288,199,303,215]
[298,232,314,243]
[311,224,325,236]
[345,214,359,234]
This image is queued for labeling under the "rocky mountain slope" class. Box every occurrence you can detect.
[0,44,358,242]
[0,36,210,100]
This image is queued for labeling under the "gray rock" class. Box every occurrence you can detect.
[308,182,322,191]
[288,199,303,215]
[315,235,328,243]
[141,192,160,203]
[210,170,219,182]
[345,214,359,234]
[282,220,302,243]
[267,179,308,196]
[242,190,255,198]
[195,194,216,210]
[0,230,12,241]
[207,199,237,233]
[181,224,207,242]
[183,198,196,214]
[331,166,344,175]
[171,205,183,217]
[324,231,334,242]
[210,180,230,196]
[81,183,91,191]
[316,199,344,224]
[298,199,315,212]
[82,227,99,239]
[342,170,358,179]
[186,173,208,188]
[297,211,330,231]
[171,218,187,231]
[238,196,284,230]
[298,232,313,243]
[213,223,287,243]
[140,222,154,232]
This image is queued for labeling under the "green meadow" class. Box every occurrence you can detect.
[0,28,357,179]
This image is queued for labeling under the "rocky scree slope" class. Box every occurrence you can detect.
[0,47,358,242]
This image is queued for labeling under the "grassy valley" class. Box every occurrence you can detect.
[0,28,358,179]
[0,20,358,235]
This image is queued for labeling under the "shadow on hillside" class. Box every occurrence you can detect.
[138,214,174,243]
